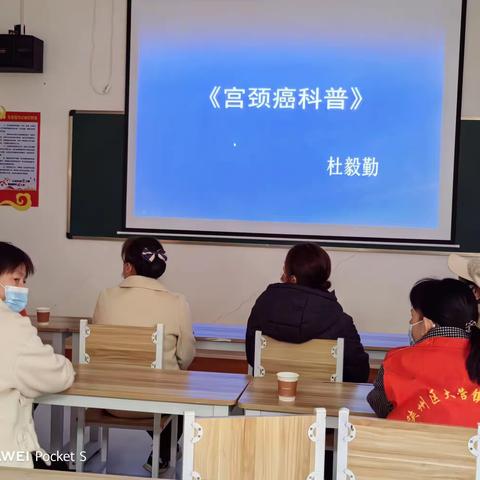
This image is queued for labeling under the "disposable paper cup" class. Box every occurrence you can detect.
[36,307,51,323]
[277,371,299,402]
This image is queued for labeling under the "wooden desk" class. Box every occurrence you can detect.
[36,364,250,474]
[31,316,87,333]
[238,375,374,428]
[32,316,87,364]
[38,364,250,414]
[360,331,408,362]
[0,468,139,480]
[360,331,408,350]
[193,323,246,351]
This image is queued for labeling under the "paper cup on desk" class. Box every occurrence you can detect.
[36,307,50,323]
[277,372,299,402]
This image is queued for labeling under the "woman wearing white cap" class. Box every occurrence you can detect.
[448,254,480,300]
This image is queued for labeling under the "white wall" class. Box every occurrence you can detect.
[0,0,478,334]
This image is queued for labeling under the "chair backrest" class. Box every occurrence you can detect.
[253,330,344,382]
[78,319,163,368]
[336,408,480,480]
[182,408,326,480]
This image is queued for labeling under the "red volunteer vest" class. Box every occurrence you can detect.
[384,337,480,427]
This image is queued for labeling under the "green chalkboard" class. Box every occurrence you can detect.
[68,111,125,238]
[67,110,480,251]
[453,119,480,251]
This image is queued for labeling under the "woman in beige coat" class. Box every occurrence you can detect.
[93,237,195,370]
[92,236,195,472]
[0,242,75,469]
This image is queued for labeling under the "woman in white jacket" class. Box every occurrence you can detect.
[0,242,75,469]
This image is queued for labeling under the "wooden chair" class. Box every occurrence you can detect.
[182,408,326,480]
[336,408,480,479]
[253,330,344,382]
[78,319,163,368]
[75,319,176,478]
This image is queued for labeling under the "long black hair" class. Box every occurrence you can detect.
[410,278,480,383]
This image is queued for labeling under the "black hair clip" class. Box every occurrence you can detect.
[465,320,477,333]
[141,247,167,263]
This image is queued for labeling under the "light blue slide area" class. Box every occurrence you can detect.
[135,44,442,228]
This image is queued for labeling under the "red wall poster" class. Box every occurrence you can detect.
[0,110,41,210]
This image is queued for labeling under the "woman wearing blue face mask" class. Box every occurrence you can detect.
[367,278,480,427]
[0,242,75,469]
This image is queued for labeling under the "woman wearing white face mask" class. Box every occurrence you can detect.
[0,242,75,469]
[367,278,480,427]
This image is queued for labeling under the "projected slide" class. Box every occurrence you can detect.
[126,0,463,241]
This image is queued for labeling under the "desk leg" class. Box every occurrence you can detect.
[101,427,109,466]
[152,414,161,478]
[71,332,80,364]
[43,332,67,453]
[88,426,99,442]
[68,407,76,470]
[332,428,338,480]
[50,406,64,452]
[75,407,85,473]
[170,415,178,475]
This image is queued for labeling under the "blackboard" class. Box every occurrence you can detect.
[68,111,125,238]
[67,110,480,251]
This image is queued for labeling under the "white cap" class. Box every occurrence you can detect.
[448,254,480,287]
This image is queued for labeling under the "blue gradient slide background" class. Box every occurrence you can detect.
[134,40,444,229]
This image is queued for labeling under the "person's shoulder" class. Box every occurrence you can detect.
[97,284,122,299]
[258,283,339,304]
[303,286,345,312]
[162,289,189,304]
[145,281,189,308]
[0,303,37,338]
[263,282,309,296]
[384,345,413,364]
[254,283,287,302]
[0,301,28,323]
[264,283,285,294]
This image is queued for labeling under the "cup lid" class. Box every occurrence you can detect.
[276,371,299,380]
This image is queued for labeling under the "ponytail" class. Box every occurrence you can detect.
[467,325,480,384]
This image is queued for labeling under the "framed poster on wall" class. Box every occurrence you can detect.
[0,110,40,210]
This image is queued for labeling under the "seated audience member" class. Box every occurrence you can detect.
[0,242,75,469]
[245,243,370,382]
[93,236,195,472]
[448,253,480,300]
[367,278,480,426]
[93,236,195,368]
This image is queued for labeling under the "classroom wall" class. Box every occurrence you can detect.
[0,0,479,334]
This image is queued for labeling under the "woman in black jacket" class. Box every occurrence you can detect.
[246,243,370,382]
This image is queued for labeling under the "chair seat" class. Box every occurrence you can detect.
[85,408,172,430]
